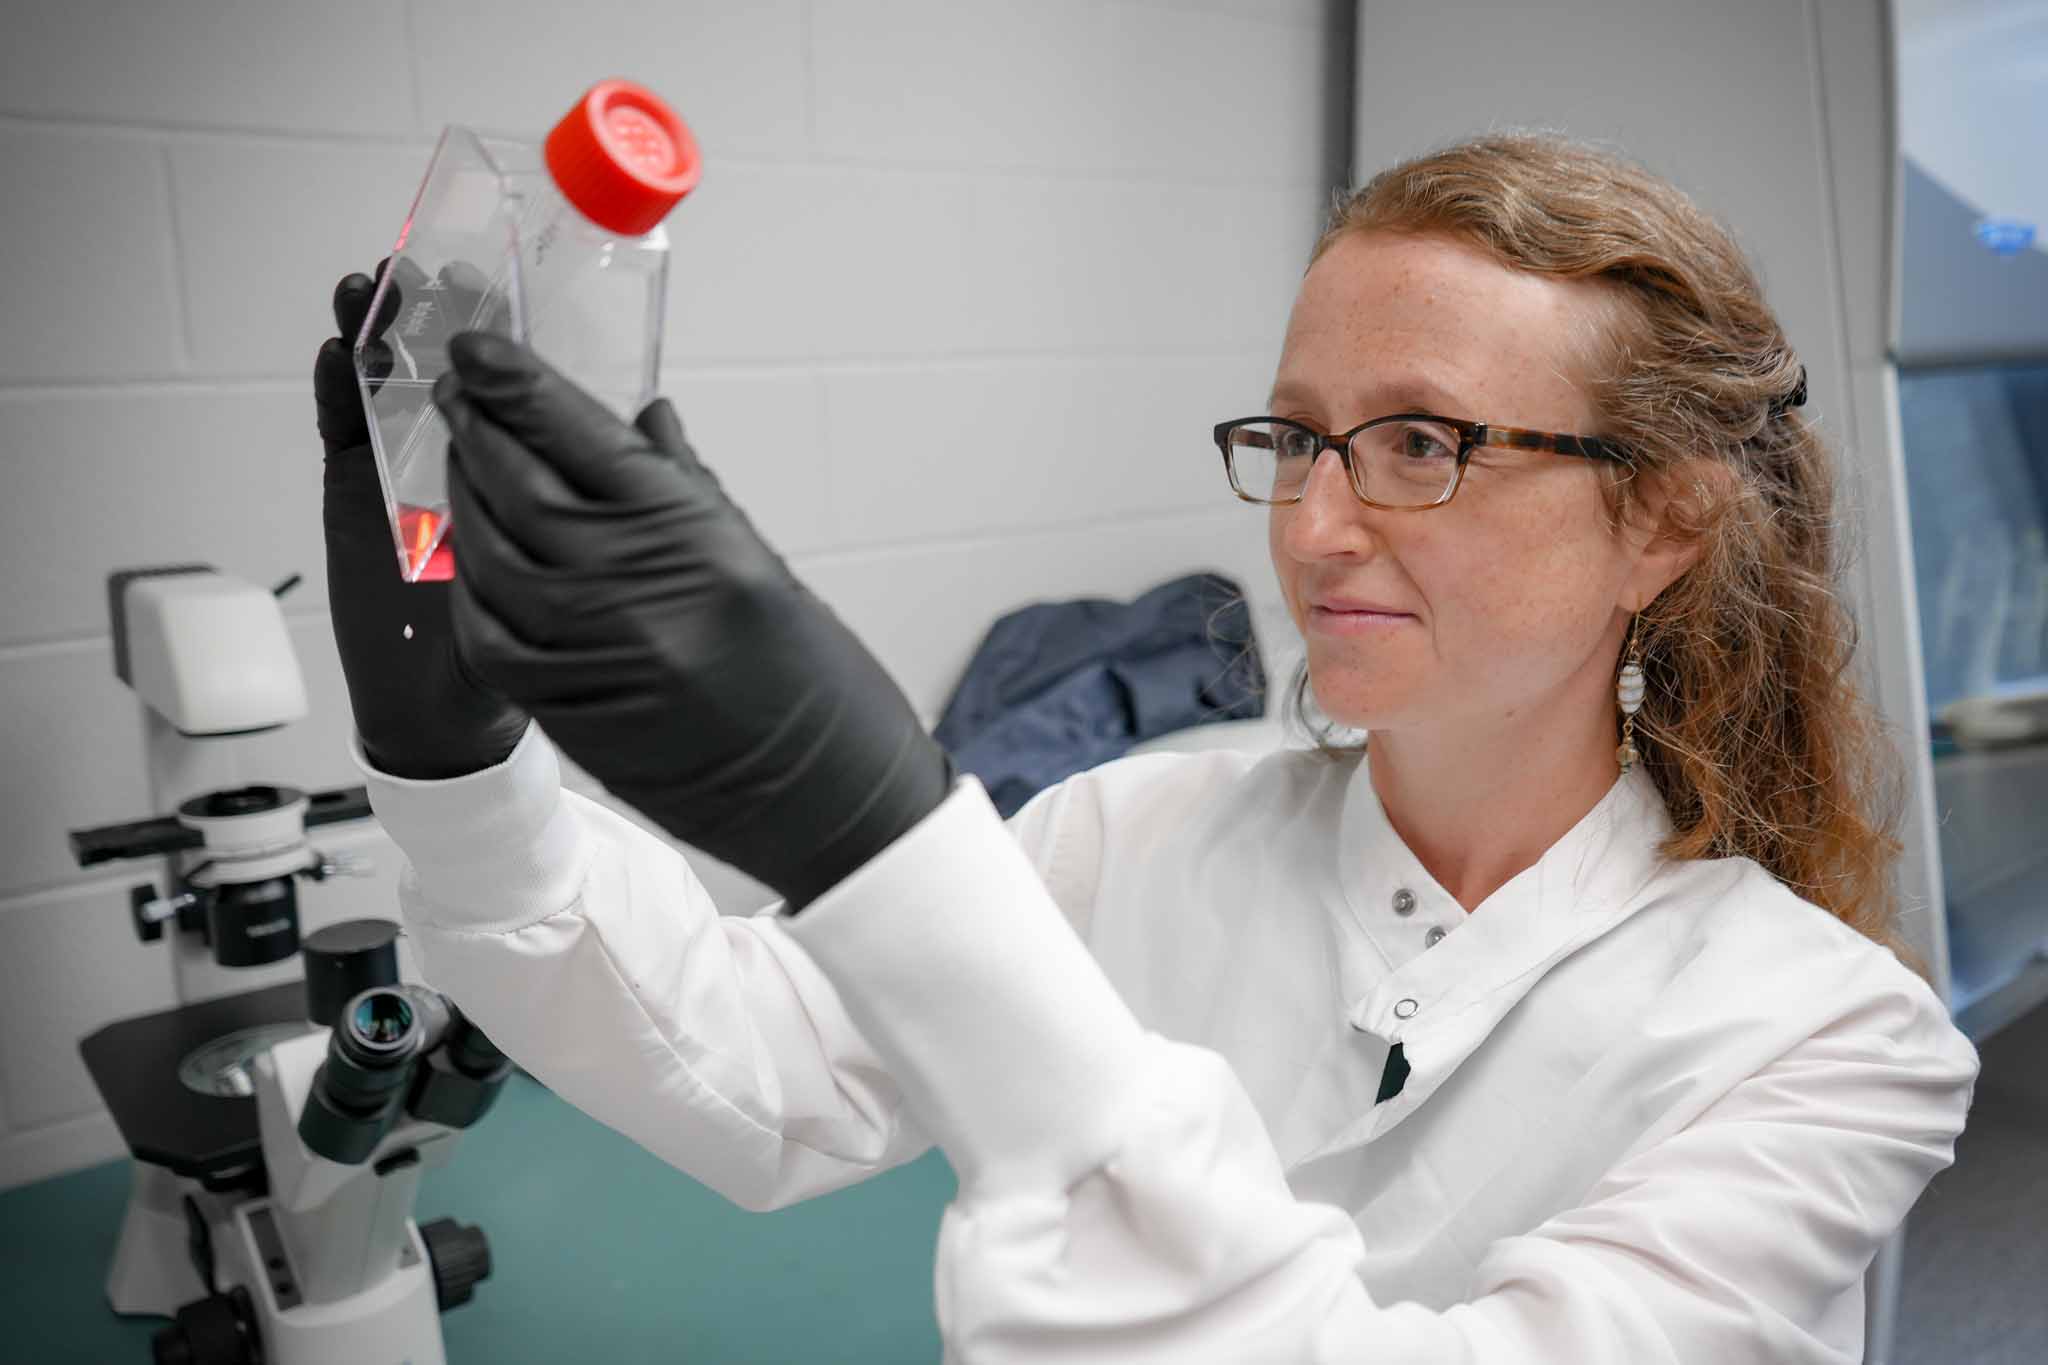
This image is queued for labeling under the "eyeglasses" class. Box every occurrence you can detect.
[1213,414,1631,510]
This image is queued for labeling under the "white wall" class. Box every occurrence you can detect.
[0,0,1343,1191]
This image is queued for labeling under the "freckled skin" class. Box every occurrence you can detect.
[1270,232,1647,732]
[1267,233,1691,901]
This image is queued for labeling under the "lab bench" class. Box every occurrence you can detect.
[0,1072,954,1363]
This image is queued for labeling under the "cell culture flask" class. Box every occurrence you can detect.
[355,79,699,581]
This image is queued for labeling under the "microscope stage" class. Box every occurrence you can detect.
[80,981,315,1184]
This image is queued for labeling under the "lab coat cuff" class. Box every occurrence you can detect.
[351,721,589,932]
[782,776,1150,1196]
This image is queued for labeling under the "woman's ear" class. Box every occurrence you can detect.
[1618,458,1733,612]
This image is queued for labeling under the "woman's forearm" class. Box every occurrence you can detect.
[360,723,932,1211]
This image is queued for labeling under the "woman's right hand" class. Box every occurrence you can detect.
[313,267,529,779]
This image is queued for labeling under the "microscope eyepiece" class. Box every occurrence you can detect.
[344,990,415,1056]
[445,1008,509,1078]
[299,983,512,1158]
[298,987,425,1164]
[405,1000,515,1130]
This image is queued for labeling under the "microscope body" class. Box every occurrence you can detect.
[70,565,505,1363]
[151,982,506,1365]
[205,1029,460,1365]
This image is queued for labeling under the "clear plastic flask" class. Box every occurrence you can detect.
[355,80,700,581]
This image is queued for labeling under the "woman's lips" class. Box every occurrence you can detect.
[1308,604,1415,635]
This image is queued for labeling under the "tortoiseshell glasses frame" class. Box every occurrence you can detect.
[1213,413,1633,510]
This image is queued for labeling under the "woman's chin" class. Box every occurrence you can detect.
[1305,681,1403,734]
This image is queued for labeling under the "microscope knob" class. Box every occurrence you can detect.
[130,884,166,942]
[303,849,374,880]
[131,883,199,943]
[151,1286,260,1365]
[420,1216,492,1311]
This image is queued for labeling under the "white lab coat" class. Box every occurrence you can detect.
[360,724,1977,1363]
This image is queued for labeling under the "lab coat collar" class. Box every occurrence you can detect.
[1312,748,1676,1157]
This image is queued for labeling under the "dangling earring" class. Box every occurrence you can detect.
[1616,614,1645,774]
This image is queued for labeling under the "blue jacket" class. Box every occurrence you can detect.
[934,572,1265,816]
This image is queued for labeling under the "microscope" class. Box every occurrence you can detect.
[67,565,510,1365]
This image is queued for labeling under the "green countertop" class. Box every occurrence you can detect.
[0,1073,954,1363]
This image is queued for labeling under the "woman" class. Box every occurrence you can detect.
[313,134,1976,1361]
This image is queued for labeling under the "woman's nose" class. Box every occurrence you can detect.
[1279,448,1383,561]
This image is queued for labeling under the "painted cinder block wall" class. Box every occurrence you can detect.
[0,0,1344,1190]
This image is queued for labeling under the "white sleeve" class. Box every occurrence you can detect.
[782,777,1978,1364]
[358,723,932,1212]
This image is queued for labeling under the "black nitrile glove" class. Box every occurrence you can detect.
[431,332,952,912]
[313,269,529,779]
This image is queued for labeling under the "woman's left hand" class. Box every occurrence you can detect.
[431,331,952,911]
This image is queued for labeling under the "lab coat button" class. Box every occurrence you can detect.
[1394,998,1419,1019]
[1424,926,1446,948]
[1392,888,1417,916]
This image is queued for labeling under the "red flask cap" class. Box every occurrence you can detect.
[544,79,700,237]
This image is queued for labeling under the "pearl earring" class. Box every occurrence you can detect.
[1617,614,1645,773]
